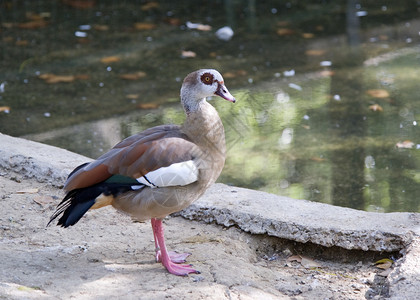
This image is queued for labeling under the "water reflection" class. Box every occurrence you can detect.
[1,1,420,212]
[329,20,366,210]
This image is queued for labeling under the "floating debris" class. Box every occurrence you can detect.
[119,71,147,80]
[0,82,6,93]
[186,21,212,31]
[100,56,121,64]
[396,140,415,149]
[0,106,11,113]
[366,89,390,98]
[215,26,234,41]
[288,83,302,91]
[181,50,196,58]
[283,69,295,77]
[320,61,332,67]
[133,22,156,31]
[369,104,383,112]
[74,31,87,37]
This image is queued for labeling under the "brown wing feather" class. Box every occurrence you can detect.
[64,125,200,191]
[121,137,199,178]
[64,164,111,191]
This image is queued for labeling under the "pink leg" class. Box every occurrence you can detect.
[152,219,191,263]
[156,250,192,264]
[151,218,199,276]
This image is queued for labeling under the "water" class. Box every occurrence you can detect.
[1,1,419,212]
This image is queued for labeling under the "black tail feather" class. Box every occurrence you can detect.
[47,188,98,227]
[48,182,138,228]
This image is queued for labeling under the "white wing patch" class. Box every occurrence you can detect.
[135,160,198,188]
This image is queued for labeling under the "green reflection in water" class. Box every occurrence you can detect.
[0,1,419,212]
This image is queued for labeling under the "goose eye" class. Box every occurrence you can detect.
[200,73,214,85]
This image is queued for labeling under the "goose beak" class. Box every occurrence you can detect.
[215,83,236,103]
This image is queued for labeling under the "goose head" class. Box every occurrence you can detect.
[180,69,235,112]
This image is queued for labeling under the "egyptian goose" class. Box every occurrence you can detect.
[48,69,235,276]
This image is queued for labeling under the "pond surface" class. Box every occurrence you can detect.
[1,0,419,212]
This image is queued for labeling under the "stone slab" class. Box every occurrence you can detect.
[1,132,419,253]
[0,133,90,185]
[179,185,420,252]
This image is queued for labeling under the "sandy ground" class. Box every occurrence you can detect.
[0,173,392,299]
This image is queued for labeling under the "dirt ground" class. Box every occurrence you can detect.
[0,173,393,299]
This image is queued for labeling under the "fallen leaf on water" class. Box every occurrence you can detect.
[302,33,315,38]
[319,70,335,77]
[126,94,139,99]
[39,73,75,83]
[15,40,29,46]
[366,89,390,98]
[197,24,212,31]
[236,70,248,76]
[62,0,96,9]
[181,50,196,58]
[134,22,156,31]
[141,2,159,10]
[100,56,121,64]
[305,49,326,56]
[16,188,39,194]
[310,156,326,162]
[93,24,109,31]
[0,106,11,113]
[276,28,295,36]
[223,72,236,79]
[369,104,383,112]
[76,38,90,44]
[26,12,51,21]
[223,70,247,79]
[186,21,212,31]
[74,74,90,80]
[3,36,14,43]
[18,20,48,29]
[119,71,147,80]
[38,73,89,83]
[164,17,181,26]
[277,21,290,27]
[396,140,415,149]
[2,23,14,29]
[374,258,393,270]
[138,103,159,109]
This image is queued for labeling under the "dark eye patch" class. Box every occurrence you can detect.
[200,72,214,85]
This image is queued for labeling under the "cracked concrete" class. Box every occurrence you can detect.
[178,188,420,252]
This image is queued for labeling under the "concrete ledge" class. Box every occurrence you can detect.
[1,132,419,253]
[0,133,90,185]
[178,186,420,252]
